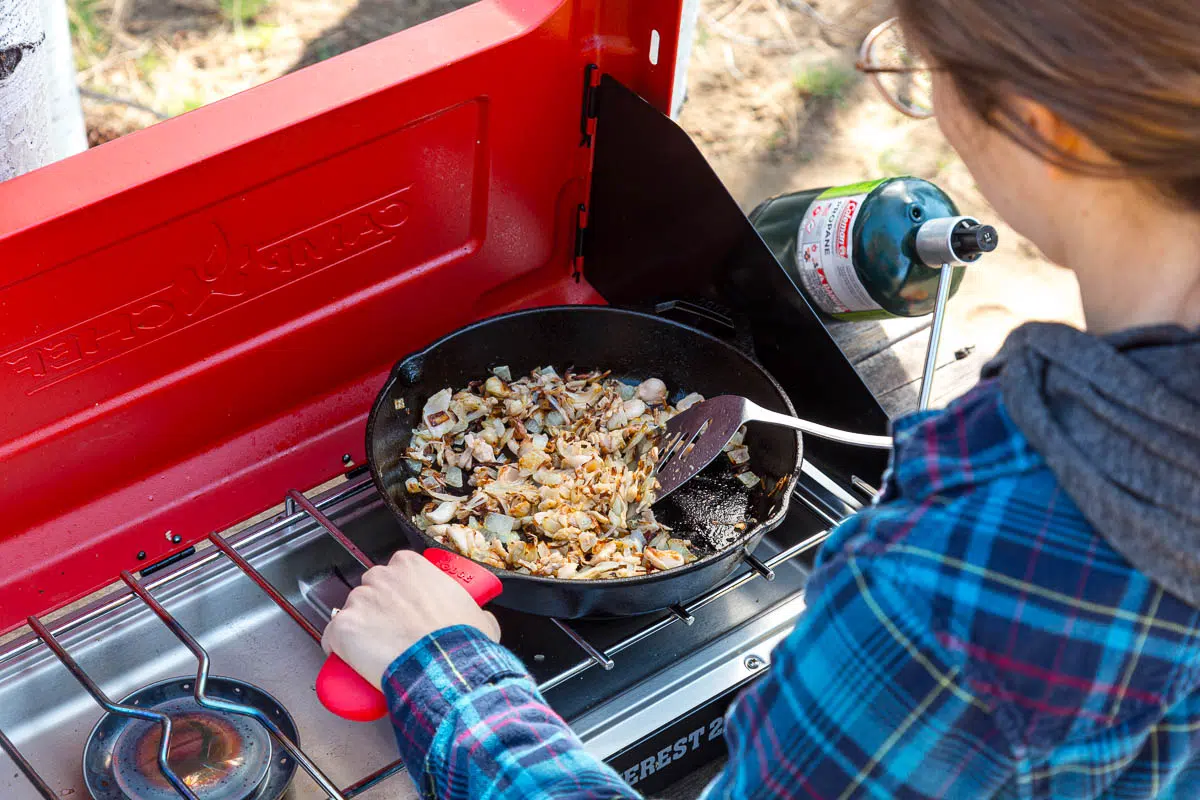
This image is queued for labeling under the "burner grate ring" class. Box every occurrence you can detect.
[83,676,298,800]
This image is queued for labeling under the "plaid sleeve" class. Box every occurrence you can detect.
[702,523,1018,800]
[383,624,639,800]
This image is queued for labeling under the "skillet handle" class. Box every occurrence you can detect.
[316,549,503,722]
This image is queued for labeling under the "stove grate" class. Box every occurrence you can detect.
[1,464,854,799]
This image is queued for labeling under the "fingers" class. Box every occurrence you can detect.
[389,548,423,568]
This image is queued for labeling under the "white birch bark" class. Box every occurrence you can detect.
[671,0,699,120]
[0,0,87,181]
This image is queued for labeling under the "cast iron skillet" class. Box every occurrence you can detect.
[366,306,803,618]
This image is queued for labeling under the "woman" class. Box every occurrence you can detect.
[323,2,1200,797]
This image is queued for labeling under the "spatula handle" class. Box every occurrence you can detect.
[316,549,503,722]
[744,400,894,450]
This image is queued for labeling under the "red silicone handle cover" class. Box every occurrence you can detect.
[316,549,503,722]
[422,547,504,604]
[316,654,389,722]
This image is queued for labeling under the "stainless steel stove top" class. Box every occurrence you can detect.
[0,461,861,800]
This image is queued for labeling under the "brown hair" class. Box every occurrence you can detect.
[896,0,1200,210]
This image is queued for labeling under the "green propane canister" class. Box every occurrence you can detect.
[749,177,999,321]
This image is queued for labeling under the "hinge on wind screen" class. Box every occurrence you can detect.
[573,204,588,282]
[580,63,600,147]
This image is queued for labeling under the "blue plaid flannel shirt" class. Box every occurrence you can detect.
[383,380,1200,799]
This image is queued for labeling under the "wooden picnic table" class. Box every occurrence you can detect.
[826,315,987,417]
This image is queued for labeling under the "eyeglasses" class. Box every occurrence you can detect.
[856,17,935,120]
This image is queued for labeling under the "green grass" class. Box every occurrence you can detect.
[68,0,108,65]
[793,60,857,102]
[239,23,278,50]
[877,147,907,176]
[136,49,163,81]
[219,0,271,25]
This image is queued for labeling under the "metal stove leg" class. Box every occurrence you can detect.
[0,727,55,800]
[119,572,348,800]
[25,616,201,800]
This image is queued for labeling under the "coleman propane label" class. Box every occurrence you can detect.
[794,182,885,315]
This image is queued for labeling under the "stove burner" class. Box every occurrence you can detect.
[114,698,271,799]
[83,677,299,800]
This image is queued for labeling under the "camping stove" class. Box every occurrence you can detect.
[0,1,894,797]
[0,461,864,799]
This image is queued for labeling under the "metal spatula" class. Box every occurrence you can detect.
[654,396,894,501]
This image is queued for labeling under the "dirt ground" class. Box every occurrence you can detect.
[69,0,1085,400]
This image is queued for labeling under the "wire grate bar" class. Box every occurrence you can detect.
[552,619,615,670]
[537,525,833,694]
[793,483,847,528]
[342,757,407,798]
[26,616,200,800]
[287,489,375,569]
[743,553,775,581]
[208,532,323,642]
[668,605,695,625]
[0,727,55,800]
[119,572,347,799]
[0,477,375,671]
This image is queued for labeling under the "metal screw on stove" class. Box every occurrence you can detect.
[342,453,353,466]
[744,654,767,671]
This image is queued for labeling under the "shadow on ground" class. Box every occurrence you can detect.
[289,0,476,71]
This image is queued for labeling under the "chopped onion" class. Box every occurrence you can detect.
[484,512,516,536]
[447,524,472,554]
[725,428,747,449]
[736,471,761,488]
[675,392,705,412]
[484,376,507,397]
[423,388,457,436]
[427,501,459,525]
[533,469,564,486]
[492,529,521,545]
[727,446,751,466]
[405,367,750,581]
[622,398,647,419]
[635,378,668,405]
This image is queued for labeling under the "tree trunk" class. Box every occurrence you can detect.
[0,0,87,182]
[671,0,699,120]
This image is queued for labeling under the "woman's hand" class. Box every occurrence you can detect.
[321,550,501,688]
